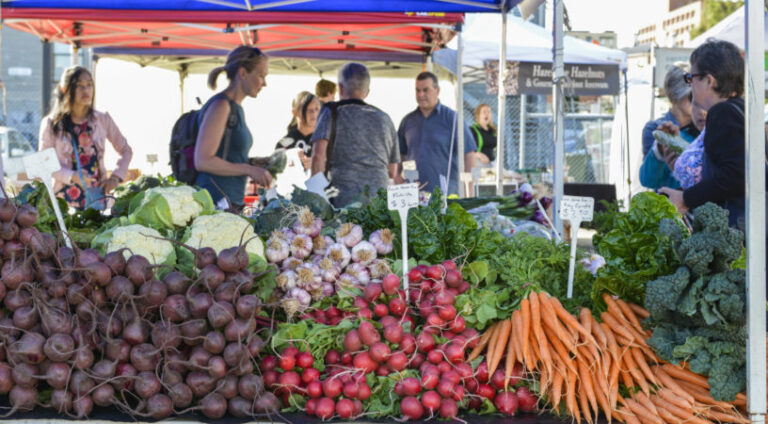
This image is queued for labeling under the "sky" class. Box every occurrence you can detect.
[561,0,667,48]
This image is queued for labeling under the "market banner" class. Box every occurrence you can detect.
[484,60,620,95]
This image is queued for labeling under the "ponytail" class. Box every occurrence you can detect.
[207,66,227,90]
[207,46,266,90]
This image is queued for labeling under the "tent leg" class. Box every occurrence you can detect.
[519,95,526,170]
[745,0,767,420]
[623,69,631,202]
[552,0,565,236]
[179,66,189,115]
[496,7,508,196]
[457,30,465,197]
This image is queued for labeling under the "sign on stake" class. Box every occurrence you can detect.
[388,183,419,301]
[23,149,71,248]
[560,195,594,298]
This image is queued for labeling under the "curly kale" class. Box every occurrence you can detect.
[658,217,686,251]
[644,266,690,318]
[692,202,730,233]
[676,203,744,276]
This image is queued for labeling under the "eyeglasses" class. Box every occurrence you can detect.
[684,73,706,84]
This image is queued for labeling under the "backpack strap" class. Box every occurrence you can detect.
[220,98,239,161]
[325,98,366,177]
[470,123,484,152]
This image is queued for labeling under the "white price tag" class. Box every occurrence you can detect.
[387,183,419,211]
[23,148,60,181]
[387,183,418,302]
[22,149,71,248]
[403,169,419,183]
[560,195,595,222]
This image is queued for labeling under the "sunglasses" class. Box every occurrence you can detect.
[684,73,706,84]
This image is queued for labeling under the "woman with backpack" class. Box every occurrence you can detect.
[38,65,133,210]
[194,46,272,210]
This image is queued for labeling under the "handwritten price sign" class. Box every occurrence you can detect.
[387,183,419,211]
[560,195,594,222]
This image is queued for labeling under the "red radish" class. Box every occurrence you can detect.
[369,342,391,363]
[352,352,377,373]
[420,280,432,293]
[322,377,343,398]
[263,371,279,388]
[421,390,441,412]
[400,334,416,354]
[477,383,495,400]
[458,281,471,293]
[305,398,318,415]
[379,315,397,328]
[400,377,420,396]
[427,349,443,364]
[438,362,452,374]
[450,316,466,334]
[302,368,320,384]
[373,304,388,318]
[418,301,434,318]
[494,391,519,416]
[469,397,483,410]
[278,355,296,371]
[475,362,490,382]
[326,306,341,318]
[353,297,368,310]
[454,362,473,381]
[296,352,313,369]
[283,346,299,357]
[491,369,506,390]
[451,385,465,402]
[439,398,458,419]
[315,397,335,420]
[416,333,435,352]
[507,363,523,387]
[420,372,439,390]
[446,288,459,297]
[261,356,277,371]
[358,308,373,320]
[383,324,404,344]
[516,387,538,412]
[431,281,446,293]
[375,365,390,377]
[353,399,363,416]
[426,313,446,329]
[325,350,340,365]
[356,383,371,401]
[341,352,353,365]
[400,396,423,420]
[358,321,380,347]
[466,378,479,393]
[434,291,455,306]
[438,305,457,321]
[442,260,458,271]
[336,398,355,419]
[425,265,444,280]
[386,352,408,372]
[401,314,416,331]
[388,297,406,316]
[278,371,301,394]
[343,382,359,399]
[408,353,425,369]
[444,270,462,288]
[441,371,461,385]
[444,343,464,364]
[363,283,382,302]
[306,380,323,398]
[407,268,423,283]
[382,274,400,295]
[393,380,405,397]
[437,379,454,399]
[416,264,428,274]
[344,330,363,352]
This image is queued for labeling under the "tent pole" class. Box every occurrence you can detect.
[745,0,766,421]
[623,69,631,202]
[496,5,508,196]
[178,67,188,115]
[457,29,465,197]
[519,94,526,169]
[552,0,565,236]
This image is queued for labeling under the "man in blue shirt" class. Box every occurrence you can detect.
[398,72,478,195]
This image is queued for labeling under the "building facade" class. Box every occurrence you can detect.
[566,31,618,49]
[636,0,703,47]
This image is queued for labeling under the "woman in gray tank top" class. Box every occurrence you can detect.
[194,46,273,210]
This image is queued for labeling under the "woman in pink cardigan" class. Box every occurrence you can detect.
[38,66,132,210]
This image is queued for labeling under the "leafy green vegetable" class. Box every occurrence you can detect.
[270,319,357,372]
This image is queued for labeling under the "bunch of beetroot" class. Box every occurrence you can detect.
[262,260,537,420]
[0,198,279,419]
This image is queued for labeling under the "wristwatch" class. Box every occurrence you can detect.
[109,174,124,182]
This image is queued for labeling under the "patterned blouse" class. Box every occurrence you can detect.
[673,128,706,190]
[58,121,102,209]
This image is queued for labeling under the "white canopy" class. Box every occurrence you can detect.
[434,13,626,73]
[687,5,768,48]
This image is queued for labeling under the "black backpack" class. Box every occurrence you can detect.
[169,97,238,185]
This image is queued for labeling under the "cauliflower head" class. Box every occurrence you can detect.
[103,224,175,265]
[142,186,203,227]
[185,213,264,258]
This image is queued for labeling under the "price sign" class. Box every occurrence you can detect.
[403,169,419,183]
[560,195,594,222]
[22,149,71,247]
[388,183,419,301]
[558,195,594,299]
[387,183,419,211]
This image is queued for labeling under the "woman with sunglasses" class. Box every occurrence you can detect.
[194,46,273,211]
[659,40,747,229]
[639,65,699,189]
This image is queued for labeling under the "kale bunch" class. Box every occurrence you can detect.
[645,202,747,401]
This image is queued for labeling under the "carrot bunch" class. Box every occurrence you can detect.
[467,292,749,424]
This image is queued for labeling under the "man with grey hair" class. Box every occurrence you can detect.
[639,64,700,189]
[311,62,403,207]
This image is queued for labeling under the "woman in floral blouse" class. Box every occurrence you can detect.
[39,66,133,210]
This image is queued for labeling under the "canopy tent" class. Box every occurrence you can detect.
[686,5,768,48]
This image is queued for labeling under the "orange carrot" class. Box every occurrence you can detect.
[504,316,517,390]
[566,368,579,422]
[590,315,608,350]
[617,406,642,424]
[654,403,688,424]
[601,322,622,370]
[489,318,512,375]
[591,367,612,422]
[623,398,662,424]
[615,298,645,334]
[577,353,599,417]
[538,294,577,351]
[655,388,694,413]
[485,322,502,370]
[653,366,695,405]
[544,322,578,377]
[520,298,532,367]
[550,368,564,410]
[468,322,495,361]
[602,312,647,348]
[633,392,659,418]
[511,310,523,365]
[529,291,553,377]
[622,348,650,396]
[630,347,658,386]
[661,363,710,389]
[578,381,594,424]
[608,355,620,410]
[547,293,600,348]
[579,308,592,336]
[698,408,751,424]
[676,380,737,412]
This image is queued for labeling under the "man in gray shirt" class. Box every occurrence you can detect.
[311,62,403,207]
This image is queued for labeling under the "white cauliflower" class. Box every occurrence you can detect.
[185,212,264,259]
[105,224,175,265]
[141,186,203,227]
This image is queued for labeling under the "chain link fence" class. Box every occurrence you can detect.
[461,82,615,184]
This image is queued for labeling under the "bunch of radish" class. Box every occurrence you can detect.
[266,207,394,317]
[299,305,355,326]
[0,198,280,419]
